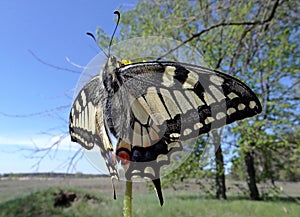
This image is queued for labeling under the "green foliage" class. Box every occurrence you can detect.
[0,188,80,217]
[162,136,215,191]
[230,0,299,184]
[0,187,121,217]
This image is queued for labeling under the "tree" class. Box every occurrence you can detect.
[229,0,299,199]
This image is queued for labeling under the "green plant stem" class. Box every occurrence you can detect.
[123,180,132,217]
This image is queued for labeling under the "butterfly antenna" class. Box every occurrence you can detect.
[108,10,121,56]
[86,32,109,57]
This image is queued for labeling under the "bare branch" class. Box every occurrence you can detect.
[60,149,84,173]
[157,0,280,60]
[277,79,300,100]
[23,132,83,173]
[0,104,70,118]
[23,137,62,171]
[28,50,81,74]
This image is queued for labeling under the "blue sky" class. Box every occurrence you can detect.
[0,0,135,174]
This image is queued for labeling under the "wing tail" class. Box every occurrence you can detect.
[152,178,164,206]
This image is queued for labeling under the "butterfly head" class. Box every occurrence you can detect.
[102,56,123,83]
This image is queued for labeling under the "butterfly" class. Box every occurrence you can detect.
[69,11,262,206]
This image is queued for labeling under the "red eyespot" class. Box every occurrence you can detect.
[117,151,130,165]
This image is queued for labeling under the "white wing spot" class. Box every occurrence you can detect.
[170,133,181,139]
[131,99,150,125]
[145,88,170,123]
[109,167,115,174]
[81,91,86,107]
[144,167,155,175]
[210,75,224,85]
[137,97,152,118]
[168,142,181,150]
[148,127,159,141]
[84,106,88,130]
[183,128,192,136]
[227,92,239,100]
[194,122,203,130]
[216,112,226,120]
[238,103,246,110]
[142,128,151,147]
[249,101,256,109]
[78,112,82,128]
[133,122,142,146]
[75,100,81,112]
[160,88,181,118]
[205,117,214,125]
[203,92,216,105]
[150,113,165,125]
[174,90,193,113]
[75,116,78,127]
[185,90,205,108]
[146,88,170,115]
[227,107,236,115]
[209,85,226,102]
[87,102,95,134]
[162,66,176,87]
[157,154,168,162]
[132,170,140,175]
[183,71,198,89]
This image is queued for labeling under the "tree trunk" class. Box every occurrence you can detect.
[244,147,260,200]
[213,131,227,200]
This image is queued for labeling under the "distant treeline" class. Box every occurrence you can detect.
[0,172,109,178]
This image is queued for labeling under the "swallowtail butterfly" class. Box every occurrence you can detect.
[69,11,262,206]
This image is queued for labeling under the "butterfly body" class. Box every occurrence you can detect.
[69,56,262,206]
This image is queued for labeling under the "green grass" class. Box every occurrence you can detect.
[0,187,299,217]
[0,187,119,217]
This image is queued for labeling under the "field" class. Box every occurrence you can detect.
[0,176,299,217]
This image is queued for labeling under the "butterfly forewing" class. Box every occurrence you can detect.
[69,76,101,149]
[108,62,261,148]
[69,75,119,180]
